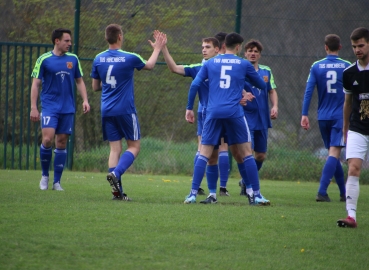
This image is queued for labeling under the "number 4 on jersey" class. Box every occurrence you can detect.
[106,65,117,88]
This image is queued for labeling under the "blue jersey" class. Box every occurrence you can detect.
[90,49,146,117]
[243,65,276,130]
[302,55,351,120]
[187,54,266,119]
[31,51,83,114]
[184,63,209,111]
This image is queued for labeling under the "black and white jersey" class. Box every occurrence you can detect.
[343,60,369,135]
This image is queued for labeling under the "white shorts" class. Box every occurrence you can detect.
[346,130,369,160]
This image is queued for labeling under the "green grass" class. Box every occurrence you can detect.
[1,170,369,269]
[3,139,369,183]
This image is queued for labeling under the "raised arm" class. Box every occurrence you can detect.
[143,30,167,70]
[162,45,185,75]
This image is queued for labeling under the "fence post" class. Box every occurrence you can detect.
[67,0,81,170]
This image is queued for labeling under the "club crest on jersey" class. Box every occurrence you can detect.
[66,62,73,69]
[263,76,269,82]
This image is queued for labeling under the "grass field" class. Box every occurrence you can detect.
[1,170,369,270]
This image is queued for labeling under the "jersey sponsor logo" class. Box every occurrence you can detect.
[353,80,359,85]
[99,57,126,63]
[214,58,241,64]
[319,63,346,68]
[263,76,269,82]
[67,62,73,69]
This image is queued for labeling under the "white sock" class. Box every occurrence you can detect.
[346,176,359,221]
[209,192,216,198]
[246,188,253,196]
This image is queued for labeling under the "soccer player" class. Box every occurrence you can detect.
[337,27,369,228]
[161,36,220,196]
[301,34,350,202]
[214,32,232,196]
[91,25,166,200]
[239,40,278,204]
[30,28,90,191]
[184,33,266,205]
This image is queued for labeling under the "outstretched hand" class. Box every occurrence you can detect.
[149,30,167,50]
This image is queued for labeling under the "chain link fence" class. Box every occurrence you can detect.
[1,0,369,180]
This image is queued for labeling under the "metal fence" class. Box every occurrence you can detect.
[1,0,369,180]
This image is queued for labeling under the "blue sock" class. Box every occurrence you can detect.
[40,144,52,177]
[113,151,135,179]
[190,155,208,195]
[255,159,263,171]
[318,156,338,196]
[218,151,229,187]
[206,164,219,191]
[53,148,67,184]
[109,167,123,193]
[194,151,200,166]
[243,155,261,196]
[334,159,345,197]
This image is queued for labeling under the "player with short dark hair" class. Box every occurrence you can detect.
[213,32,232,197]
[301,34,350,202]
[184,33,266,205]
[337,27,369,228]
[239,39,278,205]
[91,24,166,200]
[30,28,90,191]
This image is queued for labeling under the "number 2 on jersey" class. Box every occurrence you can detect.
[220,65,232,89]
[106,65,117,88]
[326,70,337,93]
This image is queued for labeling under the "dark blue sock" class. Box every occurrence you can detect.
[191,155,208,192]
[109,167,123,193]
[206,164,219,191]
[243,155,260,193]
[218,151,229,187]
[334,159,345,197]
[53,148,67,184]
[194,151,200,166]
[113,151,135,179]
[40,144,52,177]
[255,159,263,171]
[318,156,338,196]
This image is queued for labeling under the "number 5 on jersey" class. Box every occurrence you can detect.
[106,65,117,88]
[220,65,232,89]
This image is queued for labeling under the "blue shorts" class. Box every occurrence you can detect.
[102,114,140,142]
[250,129,268,153]
[318,119,345,149]
[40,111,74,135]
[201,116,250,146]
